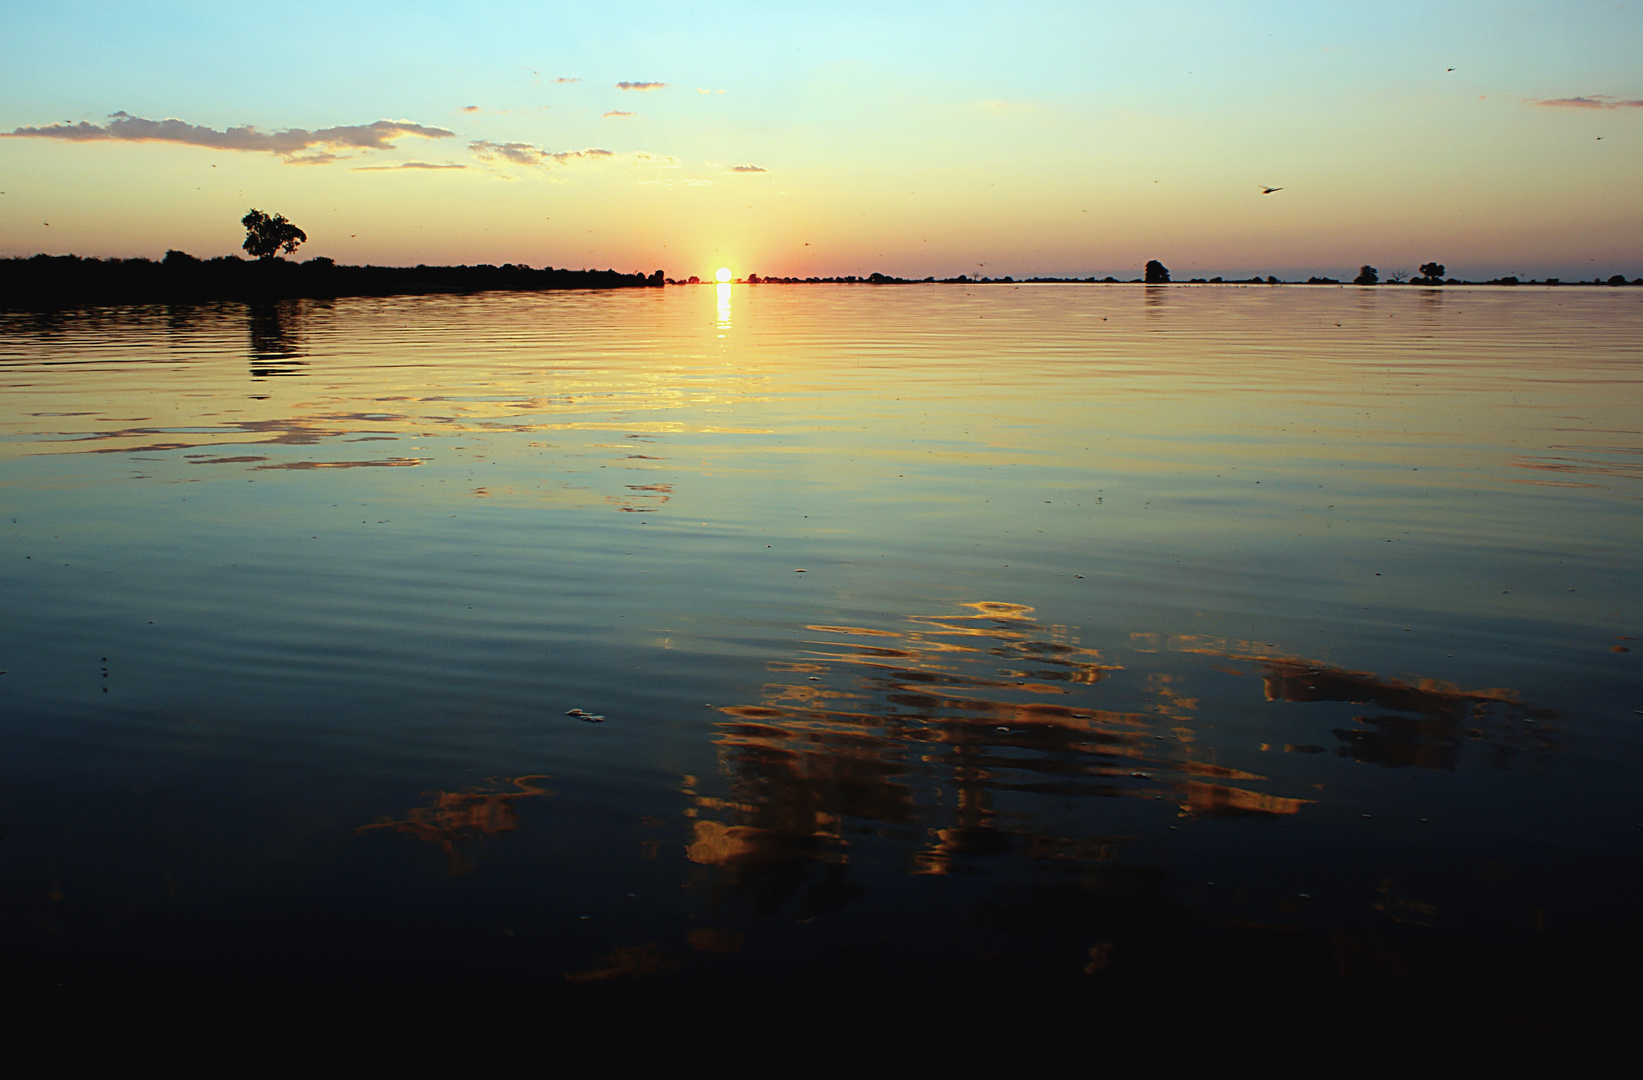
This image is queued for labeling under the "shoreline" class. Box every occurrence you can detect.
[0,253,663,308]
[3,253,1637,308]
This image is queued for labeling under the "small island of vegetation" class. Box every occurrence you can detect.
[0,209,664,308]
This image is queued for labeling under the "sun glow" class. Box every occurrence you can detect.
[715,267,732,283]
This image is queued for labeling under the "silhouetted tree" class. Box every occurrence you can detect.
[241,209,307,260]
[1144,259,1170,284]
[1417,261,1445,284]
[1353,265,1379,285]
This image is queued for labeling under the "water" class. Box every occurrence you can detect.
[1,284,1639,1028]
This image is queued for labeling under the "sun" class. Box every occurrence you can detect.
[715,267,732,283]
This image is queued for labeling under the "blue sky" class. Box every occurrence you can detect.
[3,2,1640,278]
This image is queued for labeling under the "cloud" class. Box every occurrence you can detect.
[1534,95,1643,109]
[730,164,766,173]
[604,111,634,118]
[8,120,106,140]
[471,140,649,168]
[4,112,455,160]
[350,161,466,172]
[696,88,726,95]
[617,81,666,91]
[461,105,481,113]
[287,151,345,166]
[554,77,580,84]
[470,140,550,165]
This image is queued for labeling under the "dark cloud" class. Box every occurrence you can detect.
[1534,95,1643,109]
[350,161,467,172]
[9,120,107,141]
[730,164,767,172]
[4,112,455,160]
[617,81,667,91]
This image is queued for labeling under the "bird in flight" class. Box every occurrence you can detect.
[1260,186,1283,194]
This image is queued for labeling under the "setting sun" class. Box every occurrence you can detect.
[715,267,732,283]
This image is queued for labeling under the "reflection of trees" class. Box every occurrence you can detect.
[691,610,1562,922]
[1258,658,1559,771]
[359,775,551,874]
[688,603,1306,919]
[248,300,310,378]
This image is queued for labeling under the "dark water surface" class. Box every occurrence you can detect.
[2,285,1640,1030]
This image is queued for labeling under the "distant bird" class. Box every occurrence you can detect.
[1446,67,1455,72]
[1260,186,1283,194]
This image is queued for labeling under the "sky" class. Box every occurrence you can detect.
[2,1,1640,281]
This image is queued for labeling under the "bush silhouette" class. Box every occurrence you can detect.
[242,209,307,260]
[1354,265,1379,285]
[1417,261,1445,284]
[1144,259,1170,284]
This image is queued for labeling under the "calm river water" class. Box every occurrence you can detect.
[1,284,1639,1030]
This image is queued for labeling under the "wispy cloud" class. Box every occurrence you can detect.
[350,161,466,172]
[472,140,667,168]
[554,77,580,84]
[471,140,554,165]
[730,164,766,173]
[3,112,455,161]
[617,81,666,91]
[604,110,634,118]
[461,105,481,113]
[1533,94,1643,109]
[696,88,726,95]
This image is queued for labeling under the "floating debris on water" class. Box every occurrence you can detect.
[565,708,605,723]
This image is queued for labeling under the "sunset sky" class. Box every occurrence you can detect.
[2,1,1639,280]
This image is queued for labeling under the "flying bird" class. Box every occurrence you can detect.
[1446,67,1455,72]
[1260,186,1283,194]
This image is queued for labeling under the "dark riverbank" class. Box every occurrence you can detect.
[0,253,663,307]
